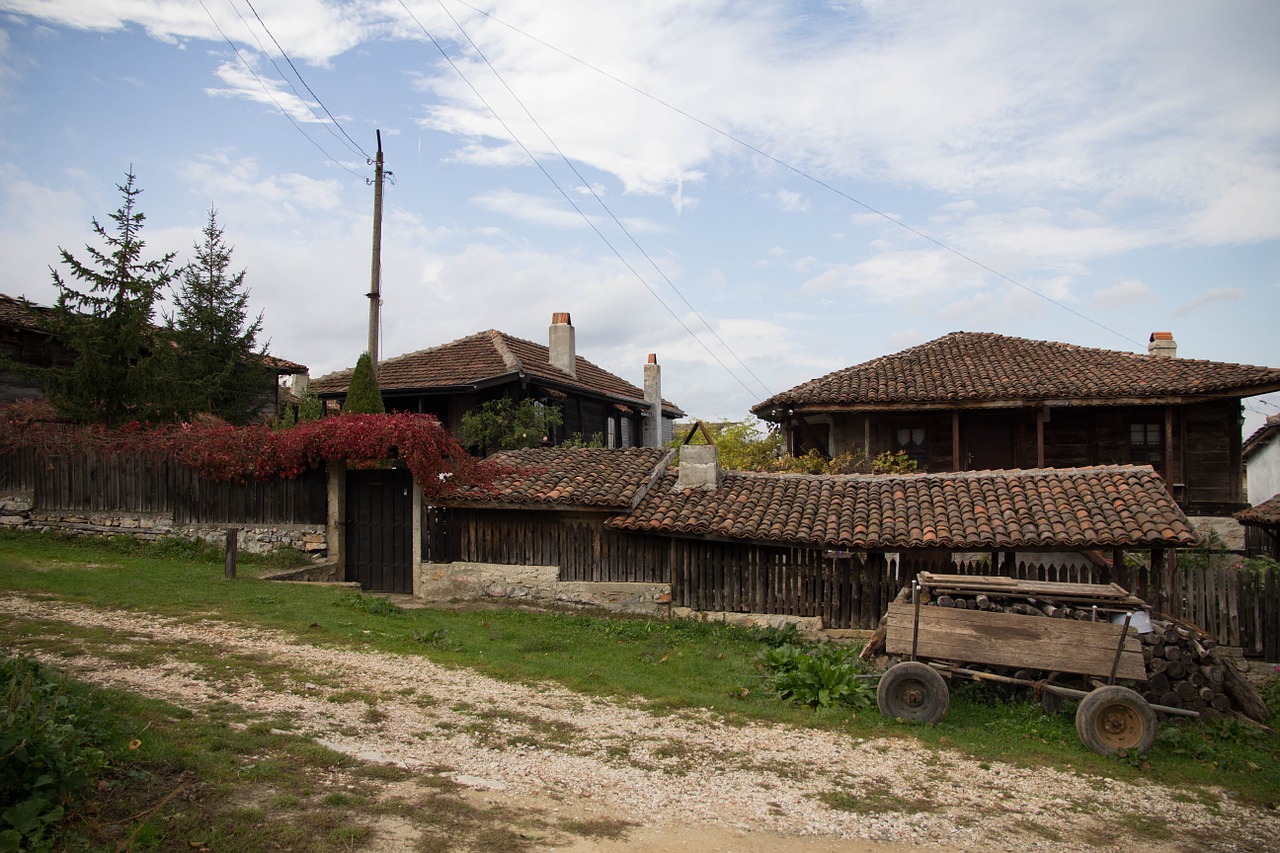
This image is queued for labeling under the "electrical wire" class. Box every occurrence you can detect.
[222,0,368,162]
[396,0,766,403]
[444,0,1144,351]
[239,0,373,163]
[430,0,774,400]
[197,0,369,182]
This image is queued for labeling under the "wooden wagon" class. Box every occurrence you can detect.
[875,573,1196,755]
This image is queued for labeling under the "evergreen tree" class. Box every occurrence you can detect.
[341,352,385,414]
[298,389,323,422]
[40,170,177,425]
[164,208,268,424]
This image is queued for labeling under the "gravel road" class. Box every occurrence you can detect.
[2,593,1275,853]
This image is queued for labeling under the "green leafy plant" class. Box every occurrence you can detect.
[459,397,563,453]
[331,591,404,618]
[760,643,873,710]
[1,656,113,852]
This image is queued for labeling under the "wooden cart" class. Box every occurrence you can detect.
[876,573,1196,755]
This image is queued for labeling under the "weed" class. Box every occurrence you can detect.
[332,591,405,617]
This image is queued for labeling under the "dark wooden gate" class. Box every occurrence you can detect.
[345,467,413,593]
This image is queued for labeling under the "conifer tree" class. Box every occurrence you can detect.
[40,170,177,425]
[165,208,267,423]
[341,352,385,414]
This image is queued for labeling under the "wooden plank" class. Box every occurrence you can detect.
[917,573,1133,601]
[885,601,1146,680]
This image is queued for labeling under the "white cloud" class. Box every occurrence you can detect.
[206,52,327,124]
[1173,288,1246,318]
[1091,278,1156,309]
[775,189,808,212]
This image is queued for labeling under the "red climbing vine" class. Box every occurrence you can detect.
[0,403,497,498]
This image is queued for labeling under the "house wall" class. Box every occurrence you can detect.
[822,399,1242,513]
[1246,433,1280,505]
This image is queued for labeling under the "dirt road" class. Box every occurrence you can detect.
[2,594,1275,852]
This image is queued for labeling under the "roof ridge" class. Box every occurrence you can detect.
[490,330,522,371]
[718,464,1160,484]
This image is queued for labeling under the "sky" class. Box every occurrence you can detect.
[1,0,1278,436]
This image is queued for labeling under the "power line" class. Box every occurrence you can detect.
[223,0,368,162]
[396,1,766,403]
[197,0,368,182]
[445,0,1145,351]
[239,0,373,163]
[430,0,774,401]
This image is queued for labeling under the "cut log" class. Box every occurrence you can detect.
[1221,656,1270,723]
[1147,672,1170,694]
[1148,657,1168,674]
[1200,665,1225,687]
[1165,660,1187,680]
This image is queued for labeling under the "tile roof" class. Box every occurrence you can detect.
[1235,494,1280,527]
[312,330,683,416]
[0,294,46,331]
[1244,414,1280,459]
[442,447,674,510]
[752,331,1280,414]
[609,465,1199,551]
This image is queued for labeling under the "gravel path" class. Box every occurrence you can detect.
[2,593,1275,853]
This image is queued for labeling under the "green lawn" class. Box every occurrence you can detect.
[2,527,1278,848]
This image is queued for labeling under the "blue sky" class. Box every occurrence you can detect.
[1,1,1278,435]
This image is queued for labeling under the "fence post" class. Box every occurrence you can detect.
[225,527,238,579]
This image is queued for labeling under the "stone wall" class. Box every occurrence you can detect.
[418,561,671,616]
[0,493,326,557]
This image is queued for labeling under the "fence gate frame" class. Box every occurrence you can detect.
[342,465,418,594]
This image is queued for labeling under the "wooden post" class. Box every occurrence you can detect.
[368,130,385,378]
[1036,407,1046,468]
[952,411,962,470]
[224,527,238,579]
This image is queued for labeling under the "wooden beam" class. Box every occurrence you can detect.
[1036,407,1046,468]
[952,410,962,471]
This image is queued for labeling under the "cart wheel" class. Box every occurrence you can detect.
[877,661,950,724]
[1039,672,1078,716]
[1075,686,1157,755]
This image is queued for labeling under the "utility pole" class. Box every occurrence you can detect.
[367,130,385,378]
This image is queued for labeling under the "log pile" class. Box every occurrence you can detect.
[862,573,1269,724]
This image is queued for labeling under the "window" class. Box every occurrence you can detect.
[895,427,928,467]
[1130,422,1163,471]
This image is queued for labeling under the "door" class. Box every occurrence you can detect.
[345,467,413,593]
[963,413,1016,470]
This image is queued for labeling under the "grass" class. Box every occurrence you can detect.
[3,528,1280,830]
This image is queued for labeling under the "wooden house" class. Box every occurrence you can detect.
[751,331,1280,516]
[312,313,684,449]
[1,293,305,422]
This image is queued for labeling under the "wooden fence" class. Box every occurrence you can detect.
[2,451,326,526]
[434,506,1280,659]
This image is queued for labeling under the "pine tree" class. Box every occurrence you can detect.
[40,170,177,425]
[165,208,268,424]
[341,352,385,414]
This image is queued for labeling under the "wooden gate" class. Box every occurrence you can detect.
[345,467,413,593]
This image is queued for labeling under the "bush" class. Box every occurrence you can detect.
[1,656,114,852]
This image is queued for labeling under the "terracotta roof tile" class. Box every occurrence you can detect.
[752,331,1280,413]
[312,330,683,415]
[1235,494,1280,527]
[443,447,673,510]
[609,465,1199,551]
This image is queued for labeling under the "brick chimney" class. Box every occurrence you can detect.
[1148,331,1177,358]
[643,353,662,448]
[677,444,720,490]
[549,312,576,377]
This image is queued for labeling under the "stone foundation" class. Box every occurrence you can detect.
[670,607,827,640]
[418,561,671,616]
[1,495,325,558]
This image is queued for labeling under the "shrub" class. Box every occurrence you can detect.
[1,656,113,852]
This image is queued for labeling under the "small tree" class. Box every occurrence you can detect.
[38,170,177,424]
[298,389,323,422]
[342,352,385,414]
[164,208,268,424]
[460,398,563,454]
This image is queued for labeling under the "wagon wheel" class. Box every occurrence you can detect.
[1038,672,1084,716]
[877,661,950,724]
[1075,686,1157,755]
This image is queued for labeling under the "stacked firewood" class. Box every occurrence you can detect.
[1140,618,1268,722]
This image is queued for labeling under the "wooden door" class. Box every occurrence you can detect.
[345,467,413,593]
[963,412,1016,470]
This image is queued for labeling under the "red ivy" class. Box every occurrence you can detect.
[0,406,498,498]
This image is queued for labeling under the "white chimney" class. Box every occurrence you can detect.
[549,312,576,377]
[1148,331,1177,358]
[290,373,310,397]
[677,444,720,490]
[643,353,662,448]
